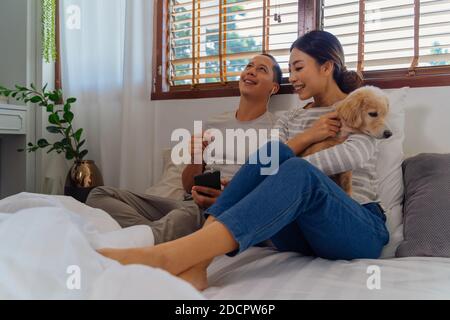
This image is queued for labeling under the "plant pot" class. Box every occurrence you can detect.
[64,160,104,203]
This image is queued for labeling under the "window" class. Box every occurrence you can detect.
[323,0,450,88]
[152,0,450,100]
[152,0,319,99]
[168,0,299,86]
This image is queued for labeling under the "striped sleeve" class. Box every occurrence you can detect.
[302,134,377,175]
[272,112,290,143]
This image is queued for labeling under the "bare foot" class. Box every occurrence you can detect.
[178,266,208,291]
[98,247,170,272]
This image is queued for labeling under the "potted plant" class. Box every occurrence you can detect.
[0,84,104,202]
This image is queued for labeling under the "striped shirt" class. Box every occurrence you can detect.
[275,105,379,205]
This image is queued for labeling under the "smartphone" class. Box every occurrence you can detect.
[194,171,221,196]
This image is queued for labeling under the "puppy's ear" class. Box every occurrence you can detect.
[338,94,364,129]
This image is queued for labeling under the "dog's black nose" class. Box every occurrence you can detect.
[383,130,393,139]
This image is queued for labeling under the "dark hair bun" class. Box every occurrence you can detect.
[338,69,364,94]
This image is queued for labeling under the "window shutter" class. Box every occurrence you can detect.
[322,0,450,72]
[168,0,299,87]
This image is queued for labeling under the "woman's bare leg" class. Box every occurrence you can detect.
[177,216,217,290]
[98,217,237,276]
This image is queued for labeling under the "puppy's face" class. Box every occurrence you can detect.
[338,87,392,139]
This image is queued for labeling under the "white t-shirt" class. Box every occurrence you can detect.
[203,111,278,180]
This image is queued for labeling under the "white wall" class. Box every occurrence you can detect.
[0,0,28,90]
[151,86,450,184]
[0,0,38,194]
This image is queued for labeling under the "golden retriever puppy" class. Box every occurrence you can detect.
[301,86,392,195]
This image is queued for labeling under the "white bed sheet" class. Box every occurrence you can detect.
[204,247,450,300]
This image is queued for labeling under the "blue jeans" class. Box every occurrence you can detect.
[206,142,389,260]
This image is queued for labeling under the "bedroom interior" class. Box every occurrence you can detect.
[0,0,449,303]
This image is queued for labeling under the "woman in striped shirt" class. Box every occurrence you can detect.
[99,31,390,291]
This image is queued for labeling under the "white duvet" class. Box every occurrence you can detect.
[0,193,203,300]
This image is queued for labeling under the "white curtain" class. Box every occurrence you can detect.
[51,0,156,193]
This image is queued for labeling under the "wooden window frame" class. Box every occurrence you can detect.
[151,0,450,100]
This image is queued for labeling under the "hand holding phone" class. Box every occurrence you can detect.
[194,171,221,195]
[192,171,222,208]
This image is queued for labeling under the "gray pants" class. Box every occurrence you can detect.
[86,186,205,244]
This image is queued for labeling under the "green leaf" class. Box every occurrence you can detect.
[46,126,61,134]
[49,92,59,102]
[30,96,43,103]
[53,141,64,150]
[64,103,71,113]
[46,104,54,113]
[42,83,48,93]
[79,150,89,160]
[66,97,77,104]
[63,111,74,123]
[37,139,50,148]
[48,113,60,124]
[73,128,83,142]
[28,142,33,147]
[30,83,36,90]
[61,138,70,146]
[77,139,86,150]
[66,149,76,160]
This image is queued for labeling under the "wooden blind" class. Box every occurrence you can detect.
[322,0,450,73]
[167,0,299,87]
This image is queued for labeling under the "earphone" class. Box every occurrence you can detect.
[266,88,275,108]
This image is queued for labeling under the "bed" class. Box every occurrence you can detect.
[1,192,449,300]
[1,87,450,300]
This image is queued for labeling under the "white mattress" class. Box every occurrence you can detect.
[204,247,450,300]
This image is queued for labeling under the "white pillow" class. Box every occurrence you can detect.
[144,149,186,201]
[377,87,408,258]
